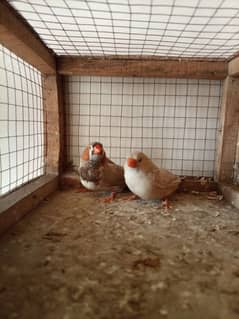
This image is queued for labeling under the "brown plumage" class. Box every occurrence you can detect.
[79,142,126,193]
[124,151,180,200]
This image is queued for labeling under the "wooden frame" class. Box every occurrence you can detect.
[215,76,239,183]
[220,54,239,185]
[42,75,64,175]
[57,56,227,79]
[0,175,58,235]
[0,0,55,74]
[228,55,239,77]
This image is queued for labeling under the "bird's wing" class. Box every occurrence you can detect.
[152,168,180,191]
[104,157,115,165]
[102,159,125,187]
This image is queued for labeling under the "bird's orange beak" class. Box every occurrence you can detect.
[93,144,102,155]
[127,157,137,168]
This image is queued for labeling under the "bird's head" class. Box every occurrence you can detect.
[82,142,105,162]
[126,151,148,169]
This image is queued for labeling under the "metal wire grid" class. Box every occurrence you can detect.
[8,0,239,59]
[64,76,222,177]
[0,45,45,196]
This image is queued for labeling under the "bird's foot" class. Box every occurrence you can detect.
[100,192,117,203]
[120,194,139,201]
[162,198,172,211]
[75,186,90,193]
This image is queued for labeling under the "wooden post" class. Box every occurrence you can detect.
[228,55,239,77]
[233,129,239,184]
[0,0,55,74]
[215,76,239,183]
[43,75,64,175]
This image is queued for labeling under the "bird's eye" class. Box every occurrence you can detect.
[138,158,142,162]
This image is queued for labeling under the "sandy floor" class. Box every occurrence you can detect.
[0,189,239,319]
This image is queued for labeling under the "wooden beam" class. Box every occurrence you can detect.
[0,0,55,74]
[57,56,227,79]
[215,77,239,183]
[228,56,239,77]
[0,175,58,236]
[43,75,64,174]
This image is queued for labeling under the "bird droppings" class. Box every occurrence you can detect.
[0,190,239,319]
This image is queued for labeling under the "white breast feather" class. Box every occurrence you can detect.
[80,178,98,191]
[124,167,151,199]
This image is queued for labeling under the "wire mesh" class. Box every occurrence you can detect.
[8,0,239,59]
[0,44,45,196]
[65,76,222,177]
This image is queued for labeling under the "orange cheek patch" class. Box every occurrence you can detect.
[82,147,90,161]
[127,158,137,168]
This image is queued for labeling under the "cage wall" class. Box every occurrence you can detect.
[65,76,221,176]
[0,44,45,196]
[65,76,222,177]
[9,0,239,59]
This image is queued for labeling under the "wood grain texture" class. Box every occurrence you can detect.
[228,56,239,77]
[215,77,239,182]
[0,0,55,74]
[57,56,227,79]
[0,175,58,236]
[43,75,64,174]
